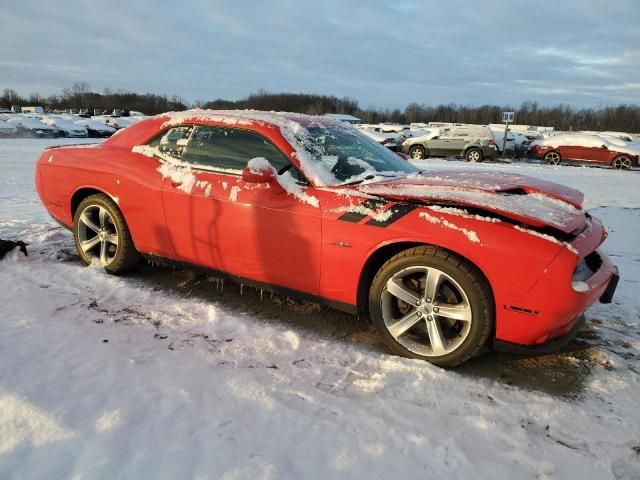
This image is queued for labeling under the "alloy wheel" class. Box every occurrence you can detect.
[613,156,632,170]
[467,150,481,162]
[410,147,424,160]
[380,265,472,357]
[544,152,561,165]
[77,205,119,266]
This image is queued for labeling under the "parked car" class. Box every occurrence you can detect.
[7,115,59,137]
[489,128,531,157]
[358,127,403,151]
[0,118,18,136]
[402,125,497,162]
[100,116,134,130]
[34,110,618,367]
[72,118,116,138]
[529,133,639,170]
[41,115,88,138]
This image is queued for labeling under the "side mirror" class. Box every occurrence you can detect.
[242,159,285,193]
[601,145,608,149]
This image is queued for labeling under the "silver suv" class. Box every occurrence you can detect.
[402,125,497,162]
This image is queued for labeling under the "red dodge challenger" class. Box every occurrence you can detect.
[35,111,619,366]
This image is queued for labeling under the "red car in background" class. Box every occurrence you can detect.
[529,134,638,170]
[34,111,618,366]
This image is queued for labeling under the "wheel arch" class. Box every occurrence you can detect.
[544,149,561,159]
[356,240,495,321]
[409,144,427,157]
[463,146,483,159]
[70,186,119,219]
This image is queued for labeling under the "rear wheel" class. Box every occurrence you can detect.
[464,148,482,162]
[73,194,139,274]
[368,246,493,367]
[611,155,633,170]
[409,145,427,160]
[543,151,561,165]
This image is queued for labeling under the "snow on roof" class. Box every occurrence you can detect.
[323,113,361,122]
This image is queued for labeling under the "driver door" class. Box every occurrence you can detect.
[159,125,323,294]
[427,128,453,156]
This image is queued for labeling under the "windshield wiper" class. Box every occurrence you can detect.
[340,174,376,186]
[340,173,404,186]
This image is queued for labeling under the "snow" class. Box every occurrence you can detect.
[1,139,640,479]
[331,204,393,223]
[360,183,583,233]
[246,157,320,208]
[228,185,241,201]
[157,161,196,194]
[514,225,578,255]
[419,211,481,243]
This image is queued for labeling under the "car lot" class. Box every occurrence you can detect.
[1,137,639,478]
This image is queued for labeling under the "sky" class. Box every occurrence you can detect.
[1,0,639,109]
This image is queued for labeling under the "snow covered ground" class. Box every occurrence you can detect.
[1,139,639,479]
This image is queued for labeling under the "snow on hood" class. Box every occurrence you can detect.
[357,170,587,234]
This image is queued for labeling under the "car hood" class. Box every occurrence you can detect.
[355,170,586,234]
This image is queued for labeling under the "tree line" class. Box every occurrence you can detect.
[2,83,639,132]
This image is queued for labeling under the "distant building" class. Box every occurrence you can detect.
[324,113,361,125]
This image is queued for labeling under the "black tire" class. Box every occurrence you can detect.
[408,145,427,160]
[543,151,561,165]
[73,194,139,274]
[611,155,633,170]
[368,246,494,367]
[464,148,483,162]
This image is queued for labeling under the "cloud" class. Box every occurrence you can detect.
[0,0,638,107]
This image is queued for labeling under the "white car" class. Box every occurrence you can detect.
[41,115,88,138]
[358,128,404,151]
[6,115,59,137]
[73,118,117,138]
[98,116,134,130]
[490,127,531,156]
[0,119,18,136]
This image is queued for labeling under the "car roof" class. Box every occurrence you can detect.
[156,109,340,129]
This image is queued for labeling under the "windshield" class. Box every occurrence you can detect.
[294,125,419,185]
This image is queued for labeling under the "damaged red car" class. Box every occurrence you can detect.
[34,111,619,366]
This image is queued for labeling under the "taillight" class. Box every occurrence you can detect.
[488,139,495,145]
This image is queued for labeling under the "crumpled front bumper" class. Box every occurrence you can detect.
[494,215,619,349]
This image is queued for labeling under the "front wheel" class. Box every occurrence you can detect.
[464,148,482,162]
[611,155,633,170]
[368,246,493,367]
[73,194,139,274]
[408,145,427,160]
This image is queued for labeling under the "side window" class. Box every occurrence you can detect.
[451,128,469,138]
[440,129,451,138]
[148,126,194,159]
[181,126,292,173]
